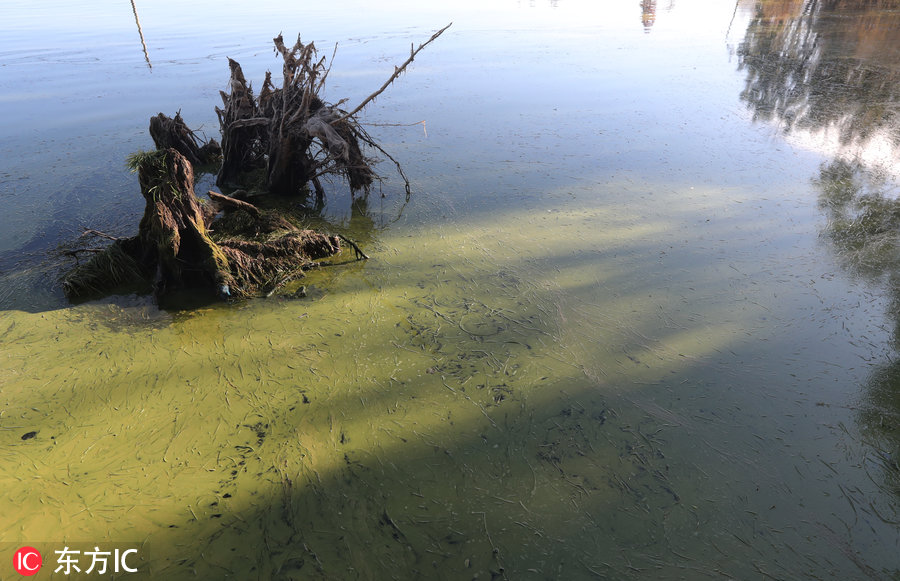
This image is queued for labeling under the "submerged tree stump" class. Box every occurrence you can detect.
[215,43,376,196]
[216,24,450,197]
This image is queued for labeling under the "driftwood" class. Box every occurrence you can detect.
[207,190,260,217]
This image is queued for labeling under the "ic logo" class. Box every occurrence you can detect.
[13,547,42,576]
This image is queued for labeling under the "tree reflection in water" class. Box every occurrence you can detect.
[816,160,900,504]
[739,0,900,518]
[738,0,900,148]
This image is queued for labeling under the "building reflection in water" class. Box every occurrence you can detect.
[641,0,657,31]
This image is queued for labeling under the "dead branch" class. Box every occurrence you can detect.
[335,234,369,260]
[207,190,261,217]
[63,248,105,257]
[354,124,411,195]
[338,23,452,122]
[81,228,120,241]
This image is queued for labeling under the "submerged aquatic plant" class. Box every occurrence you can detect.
[816,160,900,276]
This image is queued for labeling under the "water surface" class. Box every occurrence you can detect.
[1,0,898,579]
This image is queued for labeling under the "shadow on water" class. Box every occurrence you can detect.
[0,260,848,580]
[126,380,657,580]
[0,213,709,578]
[3,180,899,578]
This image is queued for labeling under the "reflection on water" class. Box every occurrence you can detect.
[816,160,900,501]
[816,160,900,284]
[641,0,657,31]
[742,2,900,526]
[130,0,152,70]
[738,0,900,170]
[1,0,900,579]
[859,361,900,498]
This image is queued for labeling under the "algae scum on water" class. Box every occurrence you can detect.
[0,204,720,579]
[4,186,898,579]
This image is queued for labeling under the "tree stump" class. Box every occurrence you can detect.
[64,148,341,303]
[135,148,233,298]
[149,112,221,168]
[62,26,452,305]
[214,25,451,197]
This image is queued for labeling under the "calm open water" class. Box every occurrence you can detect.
[1,0,898,579]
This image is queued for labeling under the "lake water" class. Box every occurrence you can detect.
[1,0,899,579]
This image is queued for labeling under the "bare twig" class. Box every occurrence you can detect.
[337,23,451,122]
[81,228,120,241]
[356,125,411,195]
[335,234,369,260]
[365,120,427,137]
[207,190,261,217]
[63,248,105,257]
[311,176,326,204]
[316,43,339,94]
[226,117,270,130]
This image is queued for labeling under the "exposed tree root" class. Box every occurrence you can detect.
[62,26,450,305]
[64,149,343,303]
[217,24,450,195]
